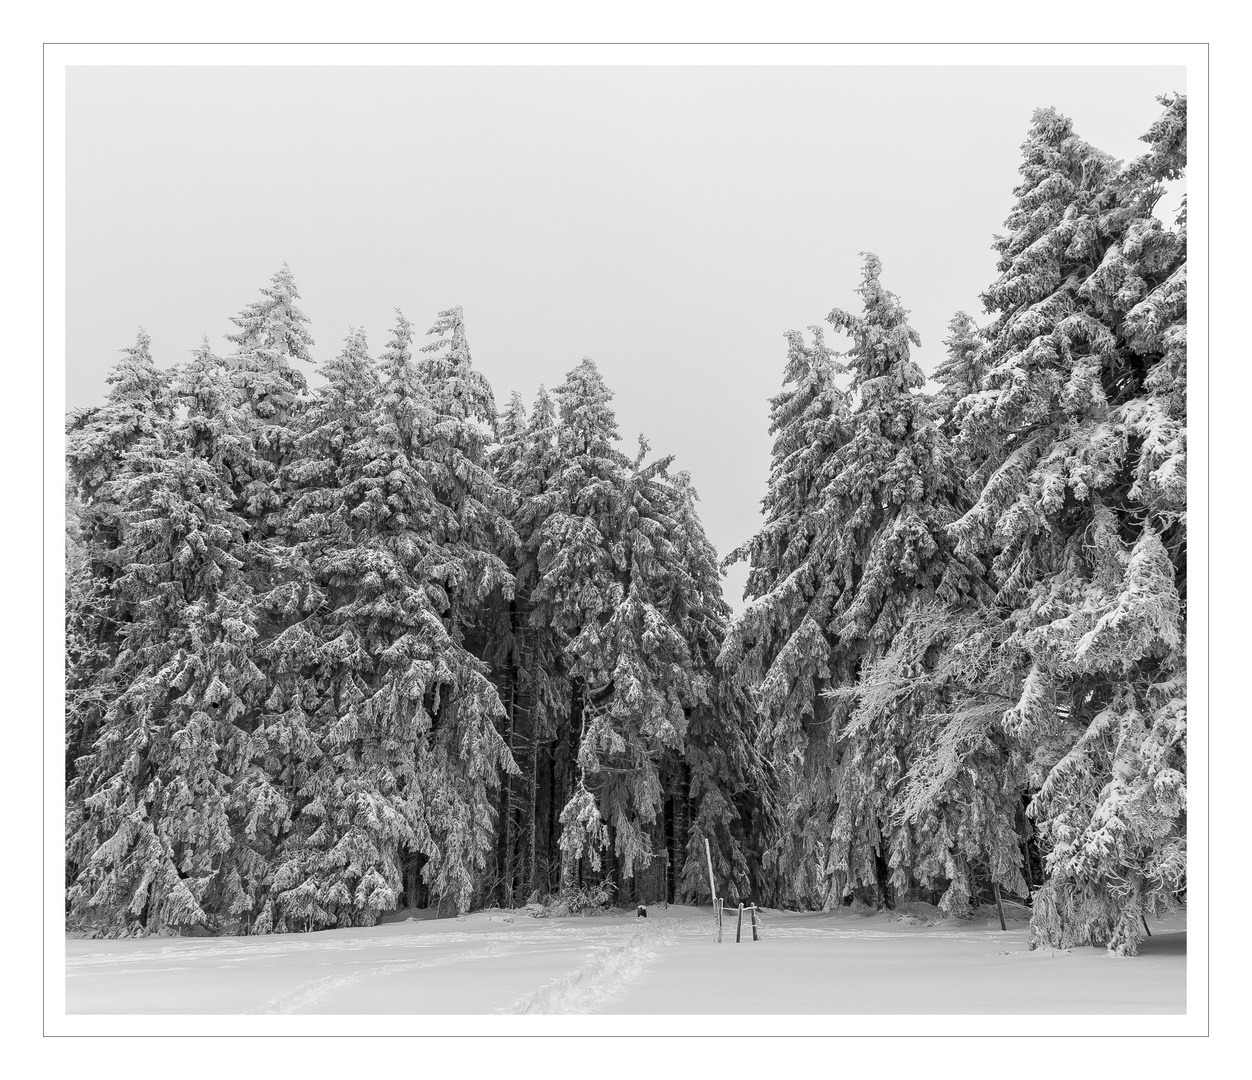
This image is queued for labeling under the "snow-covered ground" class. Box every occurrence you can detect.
[63,902,1185,1018]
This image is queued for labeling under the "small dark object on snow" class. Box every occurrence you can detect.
[637,905,647,918]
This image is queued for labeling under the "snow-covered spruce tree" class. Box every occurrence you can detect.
[564,434,697,898]
[66,330,174,504]
[524,359,704,900]
[67,344,266,935]
[948,96,1187,954]
[719,326,852,907]
[723,259,972,910]
[171,340,279,928]
[819,256,971,908]
[411,308,518,913]
[256,327,403,932]
[835,309,1026,919]
[360,312,451,914]
[932,313,989,435]
[533,358,632,893]
[65,332,176,902]
[225,264,314,471]
[207,268,320,930]
[65,332,175,779]
[223,265,315,603]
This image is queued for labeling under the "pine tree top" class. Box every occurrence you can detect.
[67,329,175,500]
[379,310,415,377]
[498,390,528,437]
[829,254,924,391]
[103,329,163,396]
[1136,93,1186,184]
[225,264,315,361]
[555,358,622,457]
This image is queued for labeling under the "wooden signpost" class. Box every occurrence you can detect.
[705,838,760,944]
[704,838,721,942]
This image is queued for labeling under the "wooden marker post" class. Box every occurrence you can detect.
[704,838,717,903]
[750,905,759,941]
[704,838,720,943]
[736,903,743,943]
[992,882,1007,931]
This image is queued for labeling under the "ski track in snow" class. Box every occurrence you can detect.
[500,923,671,1014]
[248,945,509,1014]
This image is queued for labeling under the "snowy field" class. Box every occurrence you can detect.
[64,902,1185,1018]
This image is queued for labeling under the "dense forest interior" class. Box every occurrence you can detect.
[65,95,1186,956]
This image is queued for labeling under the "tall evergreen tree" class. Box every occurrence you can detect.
[819,256,970,907]
[65,332,176,894]
[411,308,517,913]
[258,328,398,931]
[719,326,852,907]
[945,96,1187,953]
[534,359,633,890]
[226,264,314,466]
[724,258,971,909]
[216,268,320,929]
[563,435,693,894]
[173,340,276,928]
[67,342,265,934]
[224,265,316,632]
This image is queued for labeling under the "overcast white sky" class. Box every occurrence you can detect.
[66,64,1184,608]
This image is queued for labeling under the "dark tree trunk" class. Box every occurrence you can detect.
[558,681,584,892]
[604,822,616,903]
[674,763,692,900]
[874,850,894,910]
[496,651,516,906]
[526,727,539,898]
[401,852,429,910]
[1020,794,1040,900]
[663,790,676,903]
[546,736,560,894]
